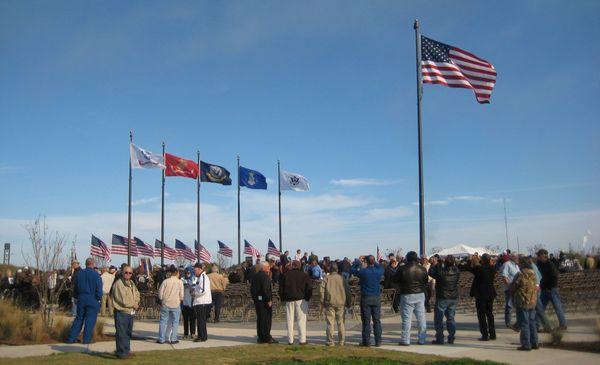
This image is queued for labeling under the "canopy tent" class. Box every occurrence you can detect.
[430,244,496,258]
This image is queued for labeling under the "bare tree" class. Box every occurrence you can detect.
[384,247,404,259]
[22,216,69,331]
[484,244,502,255]
[527,243,546,256]
[216,253,230,270]
[429,246,443,255]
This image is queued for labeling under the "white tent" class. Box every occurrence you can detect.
[431,244,495,258]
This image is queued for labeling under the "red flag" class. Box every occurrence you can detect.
[165,153,199,179]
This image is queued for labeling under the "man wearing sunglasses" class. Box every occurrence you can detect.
[112,265,140,360]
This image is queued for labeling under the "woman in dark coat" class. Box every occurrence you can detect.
[468,254,498,341]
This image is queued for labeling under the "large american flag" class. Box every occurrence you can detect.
[90,235,110,261]
[267,239,280,257]
[195,241,212,263]
[421,35,496,104]
[134,237,154,257]
[376,245,382,262]
[175,239,197,262]
[244,240,261,257]
[111,234,138,256]
[154,239,177,260]
[217,240,233,258]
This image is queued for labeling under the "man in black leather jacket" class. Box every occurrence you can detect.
[429,255,460,344]
[393,251,428,345]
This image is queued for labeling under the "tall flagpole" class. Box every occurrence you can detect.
[277,160,282,254]
[127,131,133,266]
[197,150,201,263]
[237,155,241,265]
[414,19,426,257]
[160,141,165,266]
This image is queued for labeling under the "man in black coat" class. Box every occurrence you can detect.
[279,260,312,345]
[536,249,567,330]
[383,254,401,313]
[250,262,278,344]
[429,255,460,344]
[467,254,498,341]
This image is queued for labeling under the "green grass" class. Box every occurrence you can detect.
[0,344,505,365]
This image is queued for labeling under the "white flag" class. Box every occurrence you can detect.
[280,170,310,191]
[130,143,165,169]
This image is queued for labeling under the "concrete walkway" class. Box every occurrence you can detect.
[0,312,598,365]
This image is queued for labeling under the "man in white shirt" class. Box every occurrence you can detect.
[192,262,212,342]
[295,249,303,262]
[100,267,115,316]
[501,253,520,329]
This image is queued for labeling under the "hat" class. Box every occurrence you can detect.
[194,262,204,269]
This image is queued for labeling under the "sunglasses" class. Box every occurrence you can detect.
[124,272,133,275]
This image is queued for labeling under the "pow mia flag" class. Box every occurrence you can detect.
[200,161,232,185]
[279,170,309,191]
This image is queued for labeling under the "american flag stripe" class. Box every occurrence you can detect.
[218,241,233,258]
[195,241,212,263]
[244,240,261,257]
[111,234,138,256]
[421,35,496,104]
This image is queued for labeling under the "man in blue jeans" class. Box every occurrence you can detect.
[536,249,567,330]
[428,255,460,345]
[66,258,102,344]
[351,255,384,347]
[501,253,520,329]
[157,266,184,344]
[394,251,428,346]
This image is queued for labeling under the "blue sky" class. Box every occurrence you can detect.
[1,1,599,265]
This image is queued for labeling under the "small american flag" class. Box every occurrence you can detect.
[267,239,280,257]
[175,239,197,262]
[244,240,261,257]
[134,237,154,257]
[195,241,212,263]
[217,240,233,258]
[90,235,110,261]
[421,35,496,104]
[376,245,382,262]
[111,234,138,256]
[154,239,177,260]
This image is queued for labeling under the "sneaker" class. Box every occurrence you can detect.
[447,338,455,345]
[374,343,381,347]
[325,342,334,347]
[478,337,489,341]
[156,340,165,344]
[489,335,497,340]
[170,340,179,345]
[517,346,531,351]
[267,338,279,344]
[558,325,568,331]
[431,340,444,345]
[358,342,370,347]
[532,344,539,350]
[398,342,410,346]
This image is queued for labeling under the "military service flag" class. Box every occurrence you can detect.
[200,161,232,185]
[165,153,199,179]
[239,166,267,189]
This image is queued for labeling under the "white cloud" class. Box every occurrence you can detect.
[364,206,413,221]
[330,178,402,187]
[131,193,170,207]
[448,195,484,201]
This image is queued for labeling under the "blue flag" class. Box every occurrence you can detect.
[239,166,267,189]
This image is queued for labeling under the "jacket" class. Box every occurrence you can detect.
[192,273,212,306]
[111,278,140,313]
[537,260,559,290]
[320,272,351,308]
[351,263,384,297]
[511,268,537,309]
[393,262,428,295]
[250,270,272,303]
[468,262,497,300]
[73,267,103,301]
[383,263,401,290]
[158,276,184,308]
[207,273,228,292]
[101,272,115,295]
[429,263,460,300]
[279,269,312,302]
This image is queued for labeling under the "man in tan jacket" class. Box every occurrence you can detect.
[111,265,140,360]
[207,266,228,323]
[320,262,352,346]
[157,266,184,344]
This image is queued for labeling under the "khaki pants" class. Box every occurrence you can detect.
[325,305,346,345]
[285,299,308,344]
[101,293,113,316]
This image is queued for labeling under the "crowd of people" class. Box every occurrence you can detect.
[1,247,598,359]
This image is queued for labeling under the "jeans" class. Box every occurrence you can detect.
[540,288,567,327]
[504,290,514,326]
[434,299,457,343]
[516,307,538,349]
[114,311,134,358]
[360,295,382,345]
[535,293,551,331]
[211,292,224,321]
[400,293,427,345]
[67,296,99,344]
[71,297,78,316]
[158,305,181,343]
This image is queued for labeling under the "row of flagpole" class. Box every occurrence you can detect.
[121,20,496,264]
[126,134,310,266]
